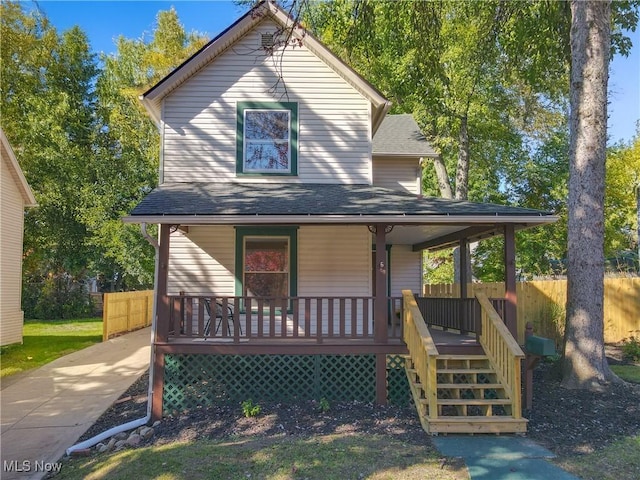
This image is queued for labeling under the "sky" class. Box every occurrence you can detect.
[30,0,640,145]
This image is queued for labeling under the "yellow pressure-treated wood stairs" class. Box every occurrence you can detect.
[405,353,528,434]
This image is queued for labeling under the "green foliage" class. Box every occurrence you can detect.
[423,249,454,285]
[621,334,640,362]
[241,399,262,417]
[1,2,208,316]
[317,397,330,413]
[22,272,93,320]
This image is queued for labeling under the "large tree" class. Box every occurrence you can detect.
[88,8,208,291]
[562,0,618,389]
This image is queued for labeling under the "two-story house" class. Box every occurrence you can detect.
[126,1,556,433]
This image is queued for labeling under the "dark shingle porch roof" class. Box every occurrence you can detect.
[127,183,552,220]
[125,183,557,249]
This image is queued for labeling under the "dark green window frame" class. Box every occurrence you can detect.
[235,227,298,312]
[236,101,298,176]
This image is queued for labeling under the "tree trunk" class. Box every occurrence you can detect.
[562,0,617,389]
[433,157,454,199]
[455,114,470,201]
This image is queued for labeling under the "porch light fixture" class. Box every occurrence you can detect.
[367,225,395,234]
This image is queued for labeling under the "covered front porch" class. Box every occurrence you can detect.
[125,183,556,429]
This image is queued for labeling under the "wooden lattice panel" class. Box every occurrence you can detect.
[162,354,411,414]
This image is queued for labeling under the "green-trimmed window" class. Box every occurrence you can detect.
[236,102,298,175]
[235,227,298,305]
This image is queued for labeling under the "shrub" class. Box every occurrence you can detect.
[621,334,640,362]
[241,399,261,418]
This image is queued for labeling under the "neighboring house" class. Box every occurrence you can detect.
[1,128,37,346]
[126,1,556,433]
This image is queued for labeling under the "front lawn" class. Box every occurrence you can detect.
[57,433,467,480]
[610,364,640,383]
[0,318,102,378]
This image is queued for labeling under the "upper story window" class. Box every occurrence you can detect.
[237,102,298,175]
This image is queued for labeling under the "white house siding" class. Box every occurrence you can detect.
[298,225,371,334]
[372,156,420,194]
[0,156,25,345]
[390,245,422,297]
[162,18,371,184]
[167,226,236,296]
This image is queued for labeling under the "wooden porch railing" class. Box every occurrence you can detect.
[166,295,403,343]
[413,296,507,338]
[476,292,524,418]
[402,290,438,423]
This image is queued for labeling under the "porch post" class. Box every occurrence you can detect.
[374,224,388,343]
[459,237,469,333]
[156,224,171,343]
[459,238,469,297]
[152,223,171,421]
[374,224,388,405]
[504,224,518,340]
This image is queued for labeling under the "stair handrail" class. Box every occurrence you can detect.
[476,292,525,418]
[402,290,438,420]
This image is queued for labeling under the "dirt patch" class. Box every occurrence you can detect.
[79,344,639,459]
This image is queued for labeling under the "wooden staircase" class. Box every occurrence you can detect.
[402,290,527,435]
[406,354,527,434]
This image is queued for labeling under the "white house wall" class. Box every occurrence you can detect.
[372,156,420,194]
[163,18,371,184]
[390,245,422,297]
[297,225,371,296]
[167,226,236,296]
[0,155,26,345]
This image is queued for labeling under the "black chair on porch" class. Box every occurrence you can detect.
[203,299,242,336]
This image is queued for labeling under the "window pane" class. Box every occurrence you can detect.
[244,238,289,299]
[245,111,289,140]
[245,238,288,272]
[245,142,289,170]
[244,273,288,298]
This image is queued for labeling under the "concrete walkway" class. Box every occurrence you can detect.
[433,435,579,480]
[1,328,151,480]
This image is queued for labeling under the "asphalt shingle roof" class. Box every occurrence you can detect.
[373,114,438,157]
[129,183,551,219]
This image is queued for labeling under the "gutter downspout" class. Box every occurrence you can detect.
[66,223,160,455]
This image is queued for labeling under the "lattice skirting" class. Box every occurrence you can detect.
[163,354,411,414]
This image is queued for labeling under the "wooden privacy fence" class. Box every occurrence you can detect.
[103,290,154,340]
[423,278,640,345]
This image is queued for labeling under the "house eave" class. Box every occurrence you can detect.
[123,214,559,226]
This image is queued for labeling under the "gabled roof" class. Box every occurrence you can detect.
[373,114,438,158]
[0,128,37,207]
[140,1,391,132]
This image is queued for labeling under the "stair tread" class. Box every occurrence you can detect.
[438,383,503,389]
[428,417,527,423]
[437,398,512,405]
[437,368,495,374]
[437,355,488,360]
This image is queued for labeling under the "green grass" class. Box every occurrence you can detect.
[0,318,102,378]
[556,436,640,480]
[611,364,640,383]
[56,434,468,480]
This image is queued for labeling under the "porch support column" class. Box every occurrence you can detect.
[374,224,388,405]
[374,224,388,343]
[504,224,518,340]
[459,237,469,333]
[152,223,171,421]
[459,238,469,298]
